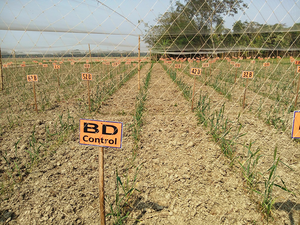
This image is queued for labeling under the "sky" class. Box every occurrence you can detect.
[0,0,299,55]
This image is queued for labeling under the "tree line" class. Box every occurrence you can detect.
[144,0,300,55]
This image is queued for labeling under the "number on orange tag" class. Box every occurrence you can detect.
[202,63,209,68]
[54,64,60,69]
[190,68,201,75]
[242,71,254,79]
[234,63,241,68]
[174,64,181,69]
[27,75,38,82]
[82,73,92,80]
[84,64,90,69]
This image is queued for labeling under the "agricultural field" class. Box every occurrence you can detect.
[0,56,299,225]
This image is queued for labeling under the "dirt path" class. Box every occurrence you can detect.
[129,63,261,224]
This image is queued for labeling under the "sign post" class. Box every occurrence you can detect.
[0,48,3,91]
[294,63,300,108]
[190,68,201,111]
[82,72,92,111]
[54,64,60,86]
[138,35,141,91]
[241,71,254,109]
[27,74,38,112]
[79,119,123,225]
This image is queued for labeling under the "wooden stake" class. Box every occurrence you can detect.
[191,75,196,111]
[87,80,91,112]
[33,82,38,112]
[57,69,60,87]
[295,71,300,108]
[243,78,248,109]
[86,67,91,111]
[88,44,92,64]
[0,48,3,91]
[99,147,106,225]
[235,67,237,84]
[293,63,297,88]
[138,35,141,91]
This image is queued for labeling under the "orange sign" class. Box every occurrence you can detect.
[43,64,48,68]
[54,64,60,69]
[230,61,235,65]
[71,62,75,65]
[292,111,300,138]
[82,73,92,80]
[263,62,270,67]
[112,63,118,67]
[3,64,7,68]
[125,61,131,65]
[202,63,209,68]
[251,60,255,64]
[295,61,300,65]
[297,66,300,73]
[21,64,26,67]
[174,64,181,69]
[234,63,241,68]
[190,68,201,75]
[27,74,38,82]
[242,71,254,78]
[39,62,42,65]
[79,119,123,148]
[84,64,90,69]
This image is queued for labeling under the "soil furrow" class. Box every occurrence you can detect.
[130,63,261,224]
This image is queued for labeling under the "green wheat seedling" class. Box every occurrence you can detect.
[106,166,141,225]
[196,93,211,127]
[130,64,152,153]
[239,142,261,189]
[26,125,43,166]
[162,64,192,100]
[208,104,246,160]
[257,146,293,219]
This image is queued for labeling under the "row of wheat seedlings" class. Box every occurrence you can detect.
[106,63,153,224]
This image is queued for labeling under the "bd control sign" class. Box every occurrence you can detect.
[79,119,123,148]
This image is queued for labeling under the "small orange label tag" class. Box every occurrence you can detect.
[27,75,38,82]
[242,71,254,78]
[190,68,201,75]
[174,64,181,69]
[82,73,92,80]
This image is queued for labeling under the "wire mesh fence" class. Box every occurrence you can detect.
[0,0,300,224]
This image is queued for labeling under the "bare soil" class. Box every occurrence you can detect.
[0,62,299,225]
